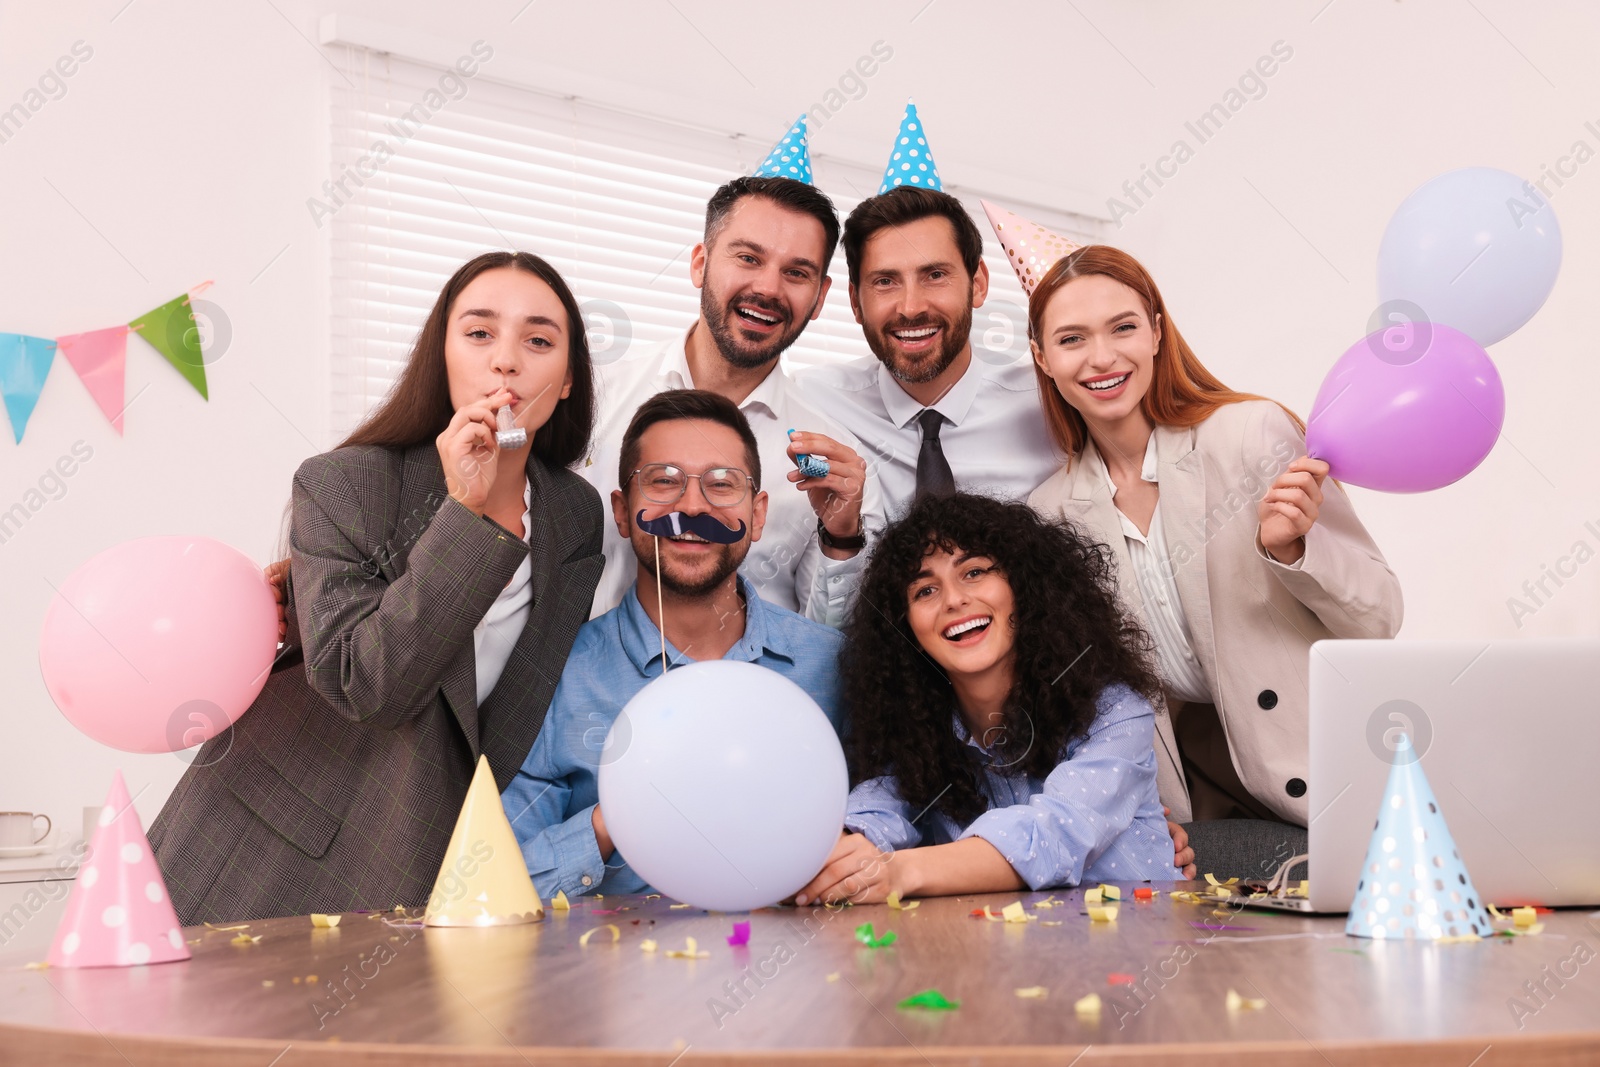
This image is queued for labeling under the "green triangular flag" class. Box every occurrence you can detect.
[129,294,207,399]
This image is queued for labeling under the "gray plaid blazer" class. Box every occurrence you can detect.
[149,442,603,924]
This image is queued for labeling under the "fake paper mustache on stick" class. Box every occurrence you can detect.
[635,510,747,544]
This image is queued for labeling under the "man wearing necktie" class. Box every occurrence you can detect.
[794,187,1062,516]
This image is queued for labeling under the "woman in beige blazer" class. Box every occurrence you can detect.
[1024,246,1402,876]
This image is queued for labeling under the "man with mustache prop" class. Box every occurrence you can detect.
[502,389,847,900]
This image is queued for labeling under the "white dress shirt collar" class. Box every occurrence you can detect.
[877,347,988,430]
[663,322,786,420]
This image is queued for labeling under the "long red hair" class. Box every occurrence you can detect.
[1027,245,1302,457]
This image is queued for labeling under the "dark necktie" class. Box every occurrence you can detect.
[915,409,956,500]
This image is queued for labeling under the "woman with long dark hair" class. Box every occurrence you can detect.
[1026,245,1401,877]
[795,492,1182,905]
[150,251,604,923]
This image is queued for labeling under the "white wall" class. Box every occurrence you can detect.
[2,0,1595,834]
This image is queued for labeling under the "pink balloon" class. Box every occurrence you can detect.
[1305,322,1505,493]
[39,536,278,753]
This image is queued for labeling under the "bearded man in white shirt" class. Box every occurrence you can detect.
[582,176,882,628]
[793,186,1063,517]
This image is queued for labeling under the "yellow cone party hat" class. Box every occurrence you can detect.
[981,200,1083,298]
[424,756,544,926]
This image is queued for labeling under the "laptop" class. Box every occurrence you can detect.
[1240,638,1600,915]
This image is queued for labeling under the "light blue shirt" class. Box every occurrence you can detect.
[502,575,846,899]
[844,683,1183,889]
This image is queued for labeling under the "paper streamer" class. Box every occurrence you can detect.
[0,333,57,443]
[56,326,129,435]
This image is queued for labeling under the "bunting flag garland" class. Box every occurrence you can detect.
[56,326,131,435]
[0,334,57,444]
[129,293,207,400]
[0,285,209,443]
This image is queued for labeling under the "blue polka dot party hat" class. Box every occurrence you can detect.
[753,114,813,185]
[877,100,942,194]
[1345,732,1493,940]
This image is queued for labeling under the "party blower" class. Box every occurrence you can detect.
[495,404,526,450]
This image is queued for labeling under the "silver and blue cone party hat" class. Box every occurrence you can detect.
[1345,732,1493,940]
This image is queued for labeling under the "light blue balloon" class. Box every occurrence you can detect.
[1376,167,1561,347]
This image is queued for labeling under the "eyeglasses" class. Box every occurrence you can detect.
[629,463,754,507]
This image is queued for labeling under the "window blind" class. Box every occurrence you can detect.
[326,46,1104,440]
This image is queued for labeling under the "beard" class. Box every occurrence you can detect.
[701,281,811,371]
[632,532,746,597]
[864,291,974,386]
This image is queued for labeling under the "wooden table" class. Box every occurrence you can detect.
[2,885,1598,1065]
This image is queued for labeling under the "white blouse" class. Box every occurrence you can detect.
[473,478,533,704]
[1089,436,1212,705]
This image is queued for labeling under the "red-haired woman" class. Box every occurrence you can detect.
[1026,246,1402,880]
[150,252,604,923]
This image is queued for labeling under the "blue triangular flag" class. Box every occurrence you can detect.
[0,333,57,443]
[1345,733,1493,940]
[877,100,943,195]
[753,114,813,185]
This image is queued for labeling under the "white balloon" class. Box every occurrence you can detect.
[1377,166,1562,347]
[597,660,847,911]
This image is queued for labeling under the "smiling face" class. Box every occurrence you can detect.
[443,267,574,439]
[851,214,989,386]
[693,195,832,370]
[612,418,768,598]
[905,545,1017,686]
[1032,273,1161,429]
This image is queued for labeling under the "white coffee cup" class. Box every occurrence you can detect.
[0,811,52,848]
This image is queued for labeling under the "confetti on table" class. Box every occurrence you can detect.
[205,922,250,931]
[1084,887,1103,906]
[897,989,959,1011]
[1134,888,1155,901]
[231,933,261,946]
[826,972,841,982]
[1087,905,1119,923]
[640,939,658,953]
[579,924,620,947]
[1002,902,1036,923]
[727,921,751,946]
[551,891,571,912]
[1032,896,1064,909]
[310,914,341,928]
[1074,993,1102,1017]
[1098,884,1121,901]
[854,922,897,948]
[1169,891,1207,904]
[261,980,274,987]
[1014,986,1048,999]
[1041,920,1063,927]
[1512,907,1538,928]
[886,891,920,911]
[666,937,709,959]
[1205,874,1239,887]
[669,903,693,910]
[1226,989,1266,1012]
[306,974,318,984]
[1487,902,1506,921]
[23,961,48,970]
[1107,973,1136,986]
[1501,924,1545,937]
[1435,933,1483,944]
[644,894,662,900]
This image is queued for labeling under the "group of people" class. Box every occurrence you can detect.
[148,170,1402,924]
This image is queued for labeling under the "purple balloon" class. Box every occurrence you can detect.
[1305,322,1504,493]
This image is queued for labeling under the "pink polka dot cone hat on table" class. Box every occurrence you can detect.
[981,201,1084,299]
[47,771,189,968]
[1345,733,1493,941]
[878,100,942,194]
[753,114,814,185]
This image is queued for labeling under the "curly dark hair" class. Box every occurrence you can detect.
[841,492,1161,826]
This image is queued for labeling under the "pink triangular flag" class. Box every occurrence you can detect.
[981,200,1083,298]
[47,772,190,968]
[56,326,129,435]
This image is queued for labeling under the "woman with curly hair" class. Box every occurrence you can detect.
[794,492,1185,905]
